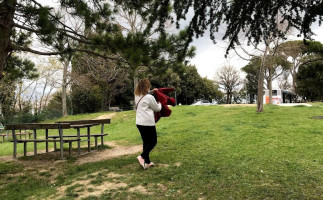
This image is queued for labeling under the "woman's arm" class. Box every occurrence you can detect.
[148,95,162,112]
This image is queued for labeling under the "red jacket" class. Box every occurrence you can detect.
[154,88,176,122]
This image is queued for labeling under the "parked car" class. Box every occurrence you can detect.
[191,100,212,106]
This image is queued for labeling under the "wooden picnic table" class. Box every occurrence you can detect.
[54,119,110,152]
[5,123,75,159]
[49,123,100,156]
[4,119,111,159]
[70,123,99,154]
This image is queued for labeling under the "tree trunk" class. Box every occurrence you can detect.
[290,59,300,93]
[134,75,138,93]
[257,44,270,112]
[62,59,69,117]
[133,70,138,109]
[268,68,273,105]
[69,92,73,115]
[17,82,22,112]
[229,91,232,104]
[39,75,48,113]
[291,67,297,93]
[0,0,16,81]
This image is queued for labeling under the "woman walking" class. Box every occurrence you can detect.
[135,79,161,169]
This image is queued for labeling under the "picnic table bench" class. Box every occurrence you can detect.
[50,119,110,153]
[5,123,79,159]
[109,107,122,112]
[0,131,33,142]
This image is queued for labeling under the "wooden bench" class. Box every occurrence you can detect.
[0,131,33,142]
[5,123,79,159]
[109,107,122,112]
[55,119,110,153]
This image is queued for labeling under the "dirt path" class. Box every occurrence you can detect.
[220,104,256,107]
[94,112,116,119]
[0,141,141,167]
[76,141,141,165]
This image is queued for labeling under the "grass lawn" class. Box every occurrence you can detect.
[0,104,322,199]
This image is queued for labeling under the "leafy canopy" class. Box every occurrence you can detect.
[116,0,323,55]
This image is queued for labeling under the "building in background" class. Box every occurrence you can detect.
[263,89,296,105]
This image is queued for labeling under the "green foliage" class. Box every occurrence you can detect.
[0,99,60,124]
[0,53,38,124]
[297,61,323,101]
[70,23,196,111]
[202,77,223,101]
[0,84,16,124]
[232,89,247,104]
[303,40,323,54]
[119,0,323,55]
[279,40,323,60]
[72,86,103,114]
[36,109,63,122]
[176,65,222,104]
[242,57,260,103]
[4,55,38,83]
[46,91,72,115]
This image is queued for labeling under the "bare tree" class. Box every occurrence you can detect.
[15,80,35,113]
[14,56,61,115]
[215,65,241,104]
[61,59,69,116]
[73,54,128,109]
[277,71,292,90]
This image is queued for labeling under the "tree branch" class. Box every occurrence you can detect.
[13,23,93,45]
[300,57,323,66]
[11,44,130,64]
[233,48,251,61]
[29,0,83,36]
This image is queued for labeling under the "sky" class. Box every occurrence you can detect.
[188,24,323,79]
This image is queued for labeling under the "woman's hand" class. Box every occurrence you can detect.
[151,88,158,93]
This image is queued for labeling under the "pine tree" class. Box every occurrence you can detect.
[119,0,323,54]
[0,0,123,81]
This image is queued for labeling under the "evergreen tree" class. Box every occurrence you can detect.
[117,0,323,55]
[278,40,323,92]
[297,61,323,101]
[0,0,123,81]
[242,57,261,103]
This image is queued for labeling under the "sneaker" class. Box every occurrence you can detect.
[137,156,145,169]
[145,162,155,169]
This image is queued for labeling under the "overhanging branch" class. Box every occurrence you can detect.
[300,57,323,66]
[13,23,93,45]
[10,44,130,64]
